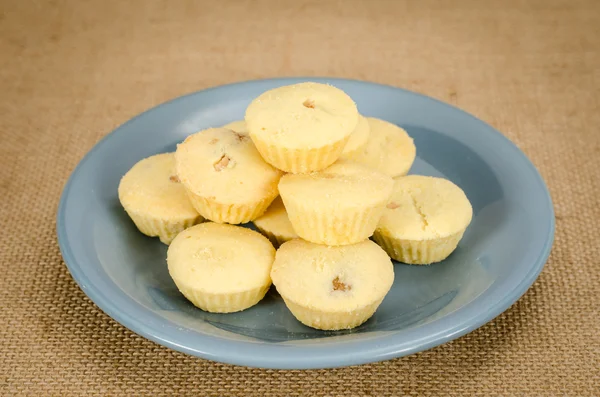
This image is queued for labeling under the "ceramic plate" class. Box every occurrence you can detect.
[57,78,554,369]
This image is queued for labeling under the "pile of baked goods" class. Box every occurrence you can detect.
[118,82,473,330]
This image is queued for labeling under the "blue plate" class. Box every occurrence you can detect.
[57,78,554,369]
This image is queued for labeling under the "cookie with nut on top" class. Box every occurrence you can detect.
[175,127,283,224]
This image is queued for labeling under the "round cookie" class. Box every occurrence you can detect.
[245,82,359,173]
[278,160,394,246]
[339,114,370,159]
[252,196,298,248]
[348,117,416,177]
[118,153,202,244]
[221,120,248,134]
[271,239,394,330]
[167,222,275,313]
[175,127,283,224]
[373,175,473,265]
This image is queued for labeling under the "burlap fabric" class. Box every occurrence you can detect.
[1,0,598,395]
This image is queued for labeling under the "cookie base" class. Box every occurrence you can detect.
[125,210,202,244]
[372,230,465,265]
[175,283,271,313]
[284,202,387,246]
[250,134,349,174]
[282,297,383,330]
[185,192,277,224]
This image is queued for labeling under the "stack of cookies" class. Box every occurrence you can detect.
[118,82,473,330]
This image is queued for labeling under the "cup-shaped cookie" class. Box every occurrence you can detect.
[118,153,203,244]
[271,239,394,330]
[347,117,416,177]
[252,196,298,248]
[279,160,394,246]
[175,128,283,224]
[245,82,359,173]
[168,223,275,313]
[373,175,473,265]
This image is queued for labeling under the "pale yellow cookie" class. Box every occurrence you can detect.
[252,196,298,248]
[167,222,275,313]
[175,128,283,224]
[340,114,370,159]
[118,153,202,244]
[373,175,473,264]
[271,239,394,330]
[278,160,394,246]
[245,82,359,173]
[221,120,248,134]
[348,117,416,177]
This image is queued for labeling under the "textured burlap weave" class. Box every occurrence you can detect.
[1,0,599,395]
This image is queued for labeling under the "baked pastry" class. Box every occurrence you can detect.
[175,127,283,224]
[278,160,394,245]
[245,82,359,173]
[252,196,298,248]
[118,152,202,244]
[271,239,394,330]
[348,117,416,177]
[373,175,472,264]
[167,222,275,313]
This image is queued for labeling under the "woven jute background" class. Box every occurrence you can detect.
[1,0,598,395]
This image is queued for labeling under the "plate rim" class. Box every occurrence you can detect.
[56,77,555,369]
